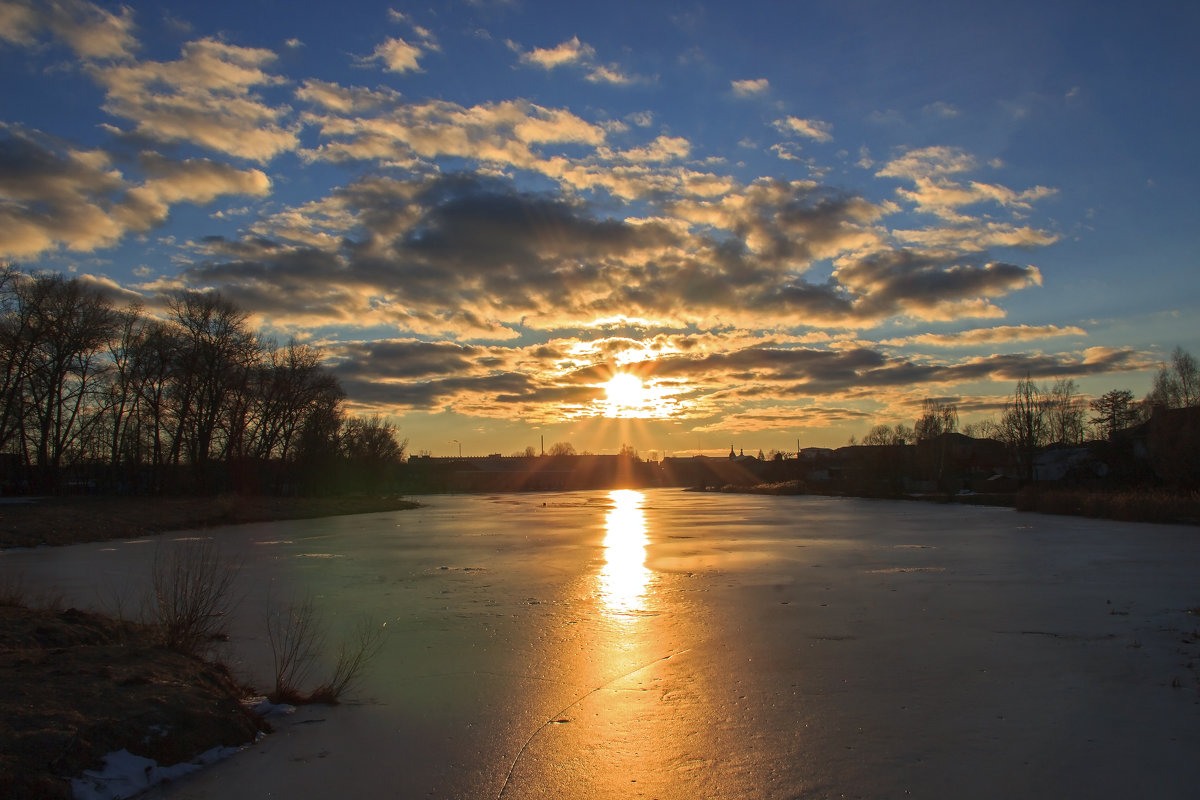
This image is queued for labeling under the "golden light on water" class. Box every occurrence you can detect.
[599,489,652,614]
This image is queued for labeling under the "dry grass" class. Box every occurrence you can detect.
[1016,488,1200,524]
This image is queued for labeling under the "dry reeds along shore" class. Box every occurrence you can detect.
[1015,488,1200,524]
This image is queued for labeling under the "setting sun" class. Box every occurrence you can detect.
[603,373,646,408]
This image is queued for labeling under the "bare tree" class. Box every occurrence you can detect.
[11,274,118,482]
[166,291,260,470]
[547,441,576,456]
[861,424,893,446]
[914,398,958,442]
[249,340,342,462]
[998,377,1048,482]
[862,423,915,446]
[914,399,959,486]
[1045,377,1087,445]
[1145,347,1199,409]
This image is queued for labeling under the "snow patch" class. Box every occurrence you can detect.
[70,744,242,800]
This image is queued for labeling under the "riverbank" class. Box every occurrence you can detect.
[0,494,420,797]
[0,494,420,550]
[706,481,1200,525]
[0,603,269,799]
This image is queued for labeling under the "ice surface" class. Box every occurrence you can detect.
[5,489,1200,799]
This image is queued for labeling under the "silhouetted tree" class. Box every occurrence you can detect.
[914,399,958,442]
[341,415,406,495]
[1090,389,1139,440]
[1145,347,1199,409]
[11,274,118,484]
[165,291,260,473]
[998,377,1048,482]
[862,422,914,446]
[1046,377,1087,445]
[547,441,576,456]
[914,399,958,487]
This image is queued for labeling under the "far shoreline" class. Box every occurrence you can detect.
[0,494,421,550]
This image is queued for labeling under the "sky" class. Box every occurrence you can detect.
[2,0,1197,458]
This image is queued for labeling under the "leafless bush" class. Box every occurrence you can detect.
[308,618,385,704]
[265,592,324,704]
[150,539,238,654]
[0,572,66,610]
[0,573,28,607]
[264,590,385,705]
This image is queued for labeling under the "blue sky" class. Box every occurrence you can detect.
[2,0,1197,457]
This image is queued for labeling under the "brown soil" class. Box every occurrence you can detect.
[0,494,420,550]
[0,494,420,796]
[0,605,268,798]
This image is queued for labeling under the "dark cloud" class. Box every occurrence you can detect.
[836,250,1041,318]
[174,170,1054,336]
[329,340,479,379]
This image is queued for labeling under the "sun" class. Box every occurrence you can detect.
[603,372,646,408]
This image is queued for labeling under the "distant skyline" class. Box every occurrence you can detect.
[2,0,1197,457]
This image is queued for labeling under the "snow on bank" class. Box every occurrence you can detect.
[70,700,294,800]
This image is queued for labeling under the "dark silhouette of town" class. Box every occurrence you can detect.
[402,404,1199,502]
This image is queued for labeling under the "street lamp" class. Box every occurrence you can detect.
[449,439,461,458]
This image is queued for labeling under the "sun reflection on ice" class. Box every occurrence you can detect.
[599,489,652,614]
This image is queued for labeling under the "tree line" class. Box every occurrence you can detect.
[852,347,1199,484]
[0,266,404,495]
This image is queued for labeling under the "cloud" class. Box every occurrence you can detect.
[513,35,645,86]
[92,37,297,162]
[731,78,770,97]
[301,97,607,173]
[368,36,424,73]
[881,324,1088,347]
[167,166,1051,341]
[832,250,1043,322]
[923,101,959,118]
[0,129,269,258]
[585,63,638,85]
[296,79,399,114]
[893,222,1059,251]
[877,145,1059,231]
[604,135,691,163]
[0,0,137,61]
[520,36,595,69]
[327,333,1147,422]
[117,155,271,229]
[877,145,976,180]
[773,116,834,143]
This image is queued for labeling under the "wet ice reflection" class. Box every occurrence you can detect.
[599,489,652,614]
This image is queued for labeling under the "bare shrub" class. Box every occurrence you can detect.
[0,573,66,610]
[0,573,28,607]
[150,539,238,654]
[264,590,385,705]
[308,618,385,704]
[265,592,324,704]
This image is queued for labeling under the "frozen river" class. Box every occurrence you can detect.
[4,489,1200,798]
